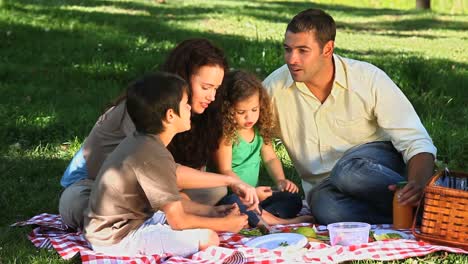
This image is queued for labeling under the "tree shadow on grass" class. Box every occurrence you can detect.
[1,0,288,147]
[0,155,67,226]
[1,0,466,159]
[0,2,466,262]
[219,1,468,39]
[242,0,412,22]
[338,18,468,37]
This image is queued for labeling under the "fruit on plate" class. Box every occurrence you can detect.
[374,233,403,241]
[307,237,323,243]
[293,227,316,238]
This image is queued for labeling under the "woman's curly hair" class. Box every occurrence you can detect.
[222,70,275,146]
[161,38,229,169]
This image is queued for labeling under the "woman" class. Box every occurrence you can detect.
[163,39,231,205]
[59,38,258,230]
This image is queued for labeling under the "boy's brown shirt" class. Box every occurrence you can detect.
[84,133,180,246]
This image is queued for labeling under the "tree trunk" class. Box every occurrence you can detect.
[416,0,431,9]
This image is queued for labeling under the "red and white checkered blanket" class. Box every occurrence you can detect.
[12,213,467,264]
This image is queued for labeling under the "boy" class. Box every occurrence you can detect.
[84,72,248,257]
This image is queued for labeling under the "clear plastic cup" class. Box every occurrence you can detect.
[327,222,371,246]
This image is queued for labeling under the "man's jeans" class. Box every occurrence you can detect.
[308,141,406,224]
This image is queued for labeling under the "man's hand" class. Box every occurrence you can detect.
[229,181,260,211]
[277,179,299,193]
[388,180,425,207]
[256,186,273,201]
[389,152,434,207]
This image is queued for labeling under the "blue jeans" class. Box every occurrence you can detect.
[218,191,302,227]
[60,147,89,188]
[308,141,406,224]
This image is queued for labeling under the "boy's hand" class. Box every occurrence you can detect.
[211,203,239,217]
[223,212,248,233]
[277,179,299,193]
[230,181,260,211]
[256,186,273,201]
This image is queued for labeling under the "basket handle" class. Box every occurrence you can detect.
[411,171,438,238]
[411,187,425,238]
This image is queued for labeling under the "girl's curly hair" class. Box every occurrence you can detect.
[222,70,275,145]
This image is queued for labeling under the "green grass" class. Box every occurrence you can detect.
[1,0,467,263]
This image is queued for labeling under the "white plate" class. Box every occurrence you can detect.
[244,233,308,250]
[373,229,409,240]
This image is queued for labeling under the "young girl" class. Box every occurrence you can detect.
[213,70,313,227]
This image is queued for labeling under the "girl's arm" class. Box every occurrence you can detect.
[213,137,239,179]
[176,165,237,188]
[214,137,272,203]
[213,137,261,208]
[261,142,299,193]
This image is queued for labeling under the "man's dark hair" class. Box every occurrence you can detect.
[286,8,336,48]
[126,71,188,134]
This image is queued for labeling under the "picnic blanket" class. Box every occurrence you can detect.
[12,213,467,264]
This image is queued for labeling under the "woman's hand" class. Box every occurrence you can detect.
[229,181,260,211]
[255,186,273,201]
[277,179,299,193]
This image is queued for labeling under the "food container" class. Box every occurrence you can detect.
[327,222,371,246]
[393,181,414,229]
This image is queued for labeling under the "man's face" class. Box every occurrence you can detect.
[283,30,326,83]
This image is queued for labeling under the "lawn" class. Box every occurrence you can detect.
[0,0,467,263]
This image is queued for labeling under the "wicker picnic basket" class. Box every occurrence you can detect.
[412,170,468,250]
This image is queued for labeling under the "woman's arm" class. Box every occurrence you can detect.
[176,165,237,188]
[261,143,298,193]
[176,165,259,208]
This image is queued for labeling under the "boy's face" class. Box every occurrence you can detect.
[234,92,260,131]
[175,92,192,133]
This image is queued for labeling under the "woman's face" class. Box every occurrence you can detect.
[189,65,224,114]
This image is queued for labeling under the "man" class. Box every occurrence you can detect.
[263,8,436,224]
[84,72,248,257]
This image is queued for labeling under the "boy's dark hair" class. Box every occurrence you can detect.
[286,8,336,48]
[126,72,188,134]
